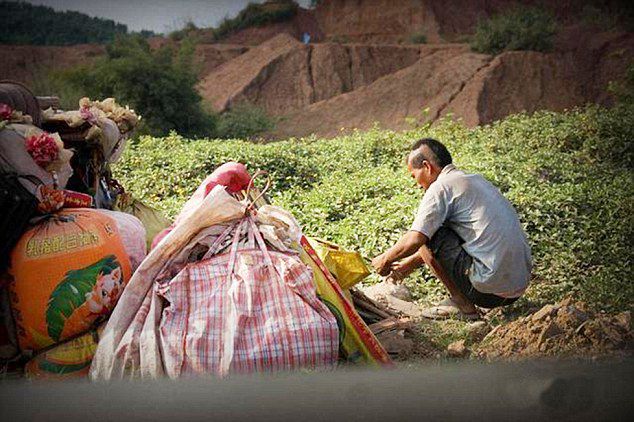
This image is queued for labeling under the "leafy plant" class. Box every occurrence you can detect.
[216,103,275,139]
[470,6,556,55]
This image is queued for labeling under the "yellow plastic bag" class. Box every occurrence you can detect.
[300,237,391,366]
[307,238,370,289]
[114,193,172,249]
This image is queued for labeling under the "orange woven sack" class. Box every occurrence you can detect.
[8,208,131,352]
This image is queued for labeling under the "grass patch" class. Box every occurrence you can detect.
[114,105,634,313]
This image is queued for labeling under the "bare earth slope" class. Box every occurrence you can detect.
[198,33,422,115]
[270,30,633,138]
[198,34,306,113]
[445,31,634,126]
[0,42,248,87]
[313,0,626,43]
[2,1,632,139]
[274,45,493,138]
[0,44,105,85]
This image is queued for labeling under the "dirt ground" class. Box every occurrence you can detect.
[383,296,633,364]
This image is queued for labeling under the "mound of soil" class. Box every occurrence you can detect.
[195,44,250,76]
[447,30,634,126]
[310,43,421,102]
[478,298,632,359]
[198,34,307,113]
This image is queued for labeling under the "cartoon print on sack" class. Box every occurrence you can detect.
[86,265,123,314]
[45,255,125,342]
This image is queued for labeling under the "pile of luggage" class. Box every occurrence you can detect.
[1,81,393,381]
[0,81,155,379]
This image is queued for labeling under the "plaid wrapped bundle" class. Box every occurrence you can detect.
[159,217,339,377]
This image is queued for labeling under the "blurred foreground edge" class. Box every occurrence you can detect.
[1,359,632,421]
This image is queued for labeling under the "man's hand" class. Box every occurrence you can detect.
[371,253,392,276]
[388,253,425,282]
[372,231,428,277]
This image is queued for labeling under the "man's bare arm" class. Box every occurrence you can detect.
[372,230,428,276]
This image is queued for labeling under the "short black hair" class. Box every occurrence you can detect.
[409,138,452,169]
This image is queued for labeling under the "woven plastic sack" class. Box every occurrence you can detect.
[307,237,370,289]
[9,208,132,352]
[159,217,339,378]
[25,323,105,380]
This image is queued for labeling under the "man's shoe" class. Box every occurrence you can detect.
[421,297,480,321]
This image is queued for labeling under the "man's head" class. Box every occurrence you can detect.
[407,138,452,189]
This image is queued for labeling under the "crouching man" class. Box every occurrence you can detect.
[372,138,532,320]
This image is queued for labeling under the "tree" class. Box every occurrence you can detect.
[64,35,216,137]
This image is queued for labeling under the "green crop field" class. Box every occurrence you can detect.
[114,105,634,313]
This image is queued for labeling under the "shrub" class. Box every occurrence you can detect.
[213,1,299,41]
[114,105,634,313]
[216,103,275,139]
[59,35,216,137]
[31,66,86,110]
[409,33,427,44]
[470,6,556,55]
[609,63,634,106]
[169,21,199,42]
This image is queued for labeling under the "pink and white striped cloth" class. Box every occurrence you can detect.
[158,217,339,377]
